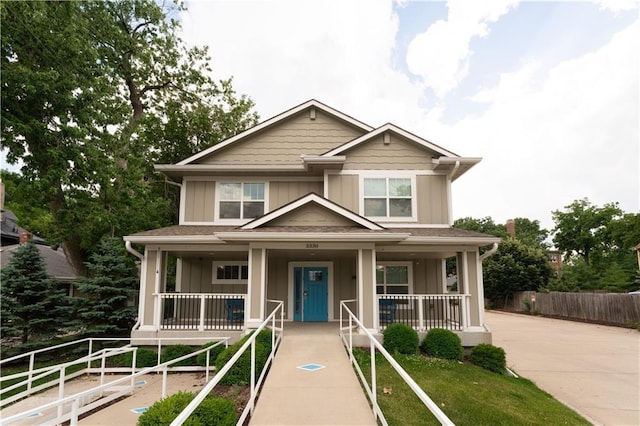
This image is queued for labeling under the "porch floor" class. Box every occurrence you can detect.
[249,322,376,425]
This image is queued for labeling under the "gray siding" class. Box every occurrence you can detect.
[416,175,448,224]
[184,181,215,222]
[268,203,357,227]
[269,181,323,210]
[327,174,358,213]
[342,134,436,170]
[197,110,364,165]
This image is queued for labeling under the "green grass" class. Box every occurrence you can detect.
[353,349,590,426]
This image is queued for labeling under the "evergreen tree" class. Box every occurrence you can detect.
[75,237,138,335]
[1,242,70,343]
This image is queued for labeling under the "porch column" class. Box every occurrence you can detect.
[247,246,266,328]
[466,250,483,329]
[358,247,376,331]
[138,248,159,331]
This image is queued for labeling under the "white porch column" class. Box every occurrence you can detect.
[153,248,163,329]
[138,248,158,332]
[246,246,266,328]
[459,251,469,329]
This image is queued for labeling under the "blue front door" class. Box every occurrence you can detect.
[293,266,328,322]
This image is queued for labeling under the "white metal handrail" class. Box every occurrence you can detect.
[340,300,455,426]
[170,300,285,426]
[376,294,468,331]
[0,340,229,426]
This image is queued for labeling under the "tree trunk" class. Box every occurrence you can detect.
[50,183,88,276]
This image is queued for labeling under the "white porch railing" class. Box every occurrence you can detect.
[340,301,454,426]
[154,293,246,331]
[377,294,470,331]
[0,337,228,425]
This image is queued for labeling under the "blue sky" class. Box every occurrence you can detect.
[180,0,638,232]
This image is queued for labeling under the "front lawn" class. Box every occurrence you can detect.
[353,349,590,426]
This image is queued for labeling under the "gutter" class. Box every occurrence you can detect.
[479,242,499,261]
[125,241,144,261]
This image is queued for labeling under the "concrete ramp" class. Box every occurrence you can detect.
[249,323,376,425]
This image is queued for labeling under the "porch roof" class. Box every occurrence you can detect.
[123,225,500,246]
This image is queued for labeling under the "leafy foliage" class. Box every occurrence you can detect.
[469,344,507,374]
[1,0,258,273]
[196,341,227,367]
[215,331,271,386]
[75,237,138,335]
[420,328,463,361]
[0,243,74,343]
[137,391,237,426]
[115,348,158,368]
[382,323,419,355]
[483,239,553,304]
[160,345,196,367]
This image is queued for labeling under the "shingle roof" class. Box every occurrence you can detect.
[0,244,77,280]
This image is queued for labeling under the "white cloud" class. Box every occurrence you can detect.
[590,0,639,13]
[443,20,640,230]
[406,0,519,97]
[181,0,422,127]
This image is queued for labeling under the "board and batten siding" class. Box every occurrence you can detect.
[327,174,358,213]
[269,181,323,210]
[342,133,437,170]
[196,110,365,165]
[416,175,448,224]
[183,180,215,222]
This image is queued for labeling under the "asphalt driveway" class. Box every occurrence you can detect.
[485,311,639,426]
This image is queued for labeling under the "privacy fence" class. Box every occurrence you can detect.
[503,291,640,327]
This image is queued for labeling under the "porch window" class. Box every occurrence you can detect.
[376,263,412,294]
[212,262,248,284]
[363,177,413,218]
[218,182,265,219]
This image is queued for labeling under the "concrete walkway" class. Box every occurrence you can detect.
[249,322,377,425]
[485,310,640,426]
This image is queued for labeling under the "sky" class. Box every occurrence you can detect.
[180,0,639,231]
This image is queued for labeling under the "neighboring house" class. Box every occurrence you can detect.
[0,233,79,295]
[124,100,500,346]
[1,209,45,246]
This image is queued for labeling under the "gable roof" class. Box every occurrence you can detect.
[0,244,77,281]
[322,123,459,158]
[177,99,374,166]
[240,193,384,230]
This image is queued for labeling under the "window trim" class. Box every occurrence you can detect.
[376,262,414,295]
[212,261,249,284]
[359,174,417,222]
[214,181,268,224]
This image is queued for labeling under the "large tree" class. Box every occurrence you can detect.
[1,1,258,274]
[1,243,73,343]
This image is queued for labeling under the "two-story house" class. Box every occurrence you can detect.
[123,100,500,346]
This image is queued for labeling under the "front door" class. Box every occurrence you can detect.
[293,266,328,322]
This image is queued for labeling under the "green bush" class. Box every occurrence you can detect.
[160,344,195,367]
[383,323,419,355]
[469,344,506,373]
[196,341,227,367]
[215,333,269,385]
[137,391,237,426]
[115,348,158,368]
[421,328,463,361]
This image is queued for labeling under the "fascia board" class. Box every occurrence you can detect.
[177,99,373,165]
[122,235,225,244]
[155,164,306,173]
[400,236,501,245]
[214,232,410,242]
[323,123,459,158]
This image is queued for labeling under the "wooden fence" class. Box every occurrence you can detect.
[504,291,640,327]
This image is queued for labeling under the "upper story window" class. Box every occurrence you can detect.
[362,176,414,219]
[218,182,265,220]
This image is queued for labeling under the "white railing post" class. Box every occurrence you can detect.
[199,294,206,331]
[162,369,168,398]
[57,366,65,421]
[370,341,377,421]
[250,339,256,415]
[418,296,425,331]
[27,353,35,393]
[154,294,161,329]
[87,339,93,370]
[70,397,80,426]
[461,295,470,329]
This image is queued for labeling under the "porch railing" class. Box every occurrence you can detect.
[156,293,246,331]
[377,294,468,331]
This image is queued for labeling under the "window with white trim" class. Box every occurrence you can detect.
[218,182,265,220]
[212,262,248,284]
[363,177,413,218]
[376,263,412,295]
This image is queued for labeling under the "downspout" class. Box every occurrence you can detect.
[479,243,498,261]
[447,161,460,225]
[125,241,144,330]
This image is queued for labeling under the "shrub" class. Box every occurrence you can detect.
[215,334,269,385]
[160,344,195,367]
[137,391,237,426]
[196,341,227,367]
[383,323,419,354]
[115,348,158,368]
[421,328,463,361]
[470,344,506,373]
